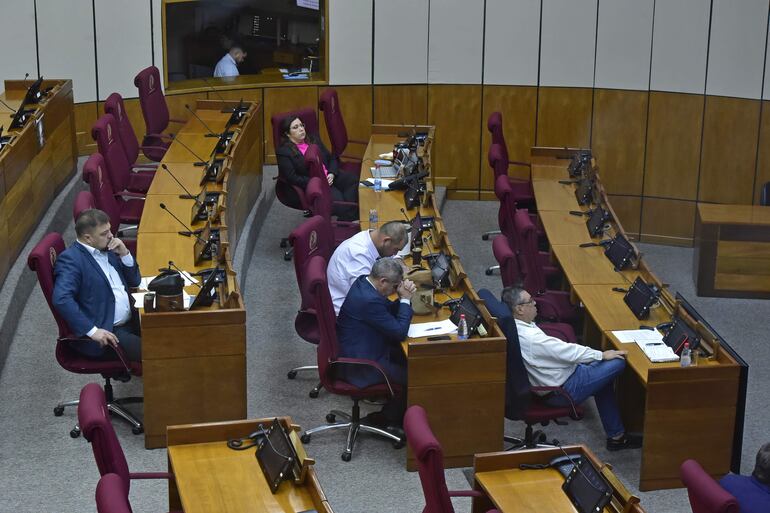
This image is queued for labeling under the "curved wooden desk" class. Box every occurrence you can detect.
[137,99,263,448]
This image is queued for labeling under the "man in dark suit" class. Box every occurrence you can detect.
[52,209,142,362]
[337,258,416,427]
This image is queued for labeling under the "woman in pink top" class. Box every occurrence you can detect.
[276,115,358,220]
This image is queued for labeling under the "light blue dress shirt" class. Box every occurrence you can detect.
[214,53,239,78]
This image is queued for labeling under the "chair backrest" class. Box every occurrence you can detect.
[82,153,122,235]
[492,234,521,288]
[761,181,770,206]
[488,143,509,180]
[103,92,140,167]
[494,174,517,240]
[319,88,349,157]
[73,191,96,222]
[513,208,545,293]
[95,473,132,513]
[680,459,740,513]
[497,316,533,421]
[78,383,132,494]
[487,111,510,163]
[270,107,320,155]
[289,215,333,308]
[304,143,330,182]
[133,66,169,140]
[92,114,132,194]
[403,405,455,513]
[27,233,72,339]
[305,255,340,389]
[306,176,333,221]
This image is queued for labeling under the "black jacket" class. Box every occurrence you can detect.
[276,140,339,189]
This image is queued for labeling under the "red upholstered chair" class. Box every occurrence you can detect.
[103,92,164,172]
[306,177,359,247]
[319,88,365,177]
[27,234,143,438]
[79,383,173,492]
[72,190,137,256]
[299,255,404,461]
[487,111,532,172]
[82,153,144,227]
[133,66,183,162]
[488,143,534,208]
[498,315,583,449]
[271,107,320,259]
[680,460,740,513]
[92,114,154,195]
[404,405,500,513]
[286,215,335,397]
[513,208,578,323]
[492,234,521,288]
[95,473,132,513]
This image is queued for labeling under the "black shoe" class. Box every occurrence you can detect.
[606,433,643,451]
[361,411,388,428]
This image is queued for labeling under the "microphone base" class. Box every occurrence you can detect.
[220,108,236,113]
[178,194,196,200]
[178,229,203,237]
[204,133,219,138]
[194,162,207,167]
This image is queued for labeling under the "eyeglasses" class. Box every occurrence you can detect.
[290,122,305,130]
[517,298,536,306]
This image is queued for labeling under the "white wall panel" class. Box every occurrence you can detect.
[152,0,164,87]
[37,0,96,103]
[483,0,540,86]
[95,0,153,100]
[650,0,710,94]
[0,0,37,85]
[373,0,429,84]
[329,0,372,84]
[707,0,768,100]
[428,0,484,84]
[539,0,597,88]
[594,0,654,91]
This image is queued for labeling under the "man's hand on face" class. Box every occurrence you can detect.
[107,237,129,257]
[397,279,417,300]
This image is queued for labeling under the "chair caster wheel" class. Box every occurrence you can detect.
[485,268,493,276]
[301,433,311,443]
[132,426,144,435]
[283,252,292,261]
[536,432,546,444]
[341,451,352,462]
[392,438,405,449]
[326,413,336,423]
[280,239,288,248]
[287,370,297,379]
[54,406,65,416]
[482,234,490,241]
[309,388,319,398]
[70,428,81,438]
[551,439,560,446]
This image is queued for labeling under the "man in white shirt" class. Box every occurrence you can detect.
[327,221,408,315]
[53,209,142,362]
[503,286,642,451]
[213,42,247,78]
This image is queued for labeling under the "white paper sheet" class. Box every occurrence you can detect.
[360,177,396,189]
[408,318,458,338]
[611,329,664,343]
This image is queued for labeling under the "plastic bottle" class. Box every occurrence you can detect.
[373,165,382,192]
[680,342,692,367]
[457,314,469,340]
[369,208,379,229]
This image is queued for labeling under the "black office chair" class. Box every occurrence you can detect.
[760,181,770,206]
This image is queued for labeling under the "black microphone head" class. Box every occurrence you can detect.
[159,202,167,209]
[24,73,29,79]
[162,163,169,170]
[185,104,191,109]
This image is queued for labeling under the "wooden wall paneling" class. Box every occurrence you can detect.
[536,87,593,148]
[74,102,99,155]
[591,89,648,195]
[318,86,372,160]
[643,92,704,200]
[262,86,319,164]
[373,85,428,126]
[607,195,642,240]
[0,209,9,285]
[163,92,209,130]
[698,96,761,204]
[640,198,697,246]
[754,101,770,203]
[428,85,482,194]
[479,85,537,190]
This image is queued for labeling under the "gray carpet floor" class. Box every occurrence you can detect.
[0,175,767,512]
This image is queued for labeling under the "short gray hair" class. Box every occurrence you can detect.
[380,221,408,246]
[75,209,110,237]
[501,286,527,312]
[754,442,770,484]
[370,258,404,283]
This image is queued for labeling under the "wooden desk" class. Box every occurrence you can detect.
[138,100,262,448]
[549,245,631,285]
[538,211,594,245]
[572,284,671,331]
[167,418,333,513]
[694,203,770,298]
[532,181,580,211]
[358,128,506,471]
[471,445,647,513]
[0,79,76,286]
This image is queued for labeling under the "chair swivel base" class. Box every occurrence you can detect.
[504,425,560,451]
[300,401,404,462]
[485,264,500,276]
[482,229,502,241]
[286,365,323,398]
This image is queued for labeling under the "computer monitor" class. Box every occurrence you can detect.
[188,265,222,309]
[604,234,635,271]
[23,76,44,104]
[662,316,701,354]
[623,277,658,320]
[586,206,610,237]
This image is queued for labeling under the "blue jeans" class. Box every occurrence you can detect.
[545,358,626,438]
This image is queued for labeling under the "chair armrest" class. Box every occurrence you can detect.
[331,220,359,229]
[146,132,175,141]
[169,118,185,124]
[129,472,174,480]
[448,490,485,498]
[131,163,159,172]
[330,357,395,397]
[341,154,363,162]
[117,226,138,237]
[331,200,358,208]
[139,144,171,152]
[531,386,582,419]
[115,191,146,200]
[509,160,531,168]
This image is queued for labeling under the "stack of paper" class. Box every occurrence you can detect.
[408,319,458,338]
[611,329,679,363]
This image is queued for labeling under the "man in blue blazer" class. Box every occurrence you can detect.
[53,209,142,362]
[337,258,416,427]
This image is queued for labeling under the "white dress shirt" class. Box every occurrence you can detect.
[328,230,380,314]
[213,53,239,78]
[77,241,134,336]
[515,318,602,388]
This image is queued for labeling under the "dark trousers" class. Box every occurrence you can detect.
[330,172,359,221]
[92,323,142,363]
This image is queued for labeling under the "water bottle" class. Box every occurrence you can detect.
[680,342,692,367]
[373,165,382,192]
[457,314,469,340]
[369,208,379,229]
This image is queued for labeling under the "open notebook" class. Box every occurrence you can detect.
[612,329,679,363]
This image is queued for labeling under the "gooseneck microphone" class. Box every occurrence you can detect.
[161,164,201,202]
[399,207,411,224]
[166,260,202,289]
[0,98,17,112]
[166,133,208,167]
[184,104,219,138]
[159,202,208,242]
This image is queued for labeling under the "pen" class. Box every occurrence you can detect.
[645,343,664,346]
[424,327,441,331]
